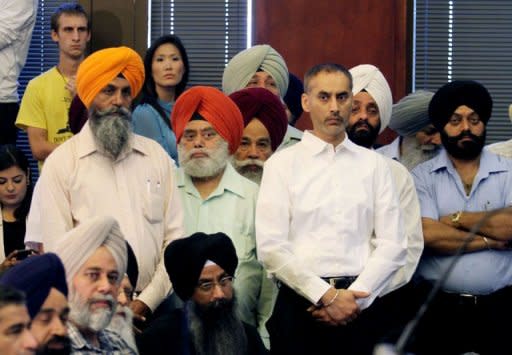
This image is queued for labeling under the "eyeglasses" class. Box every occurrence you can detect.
[196,275,235,293]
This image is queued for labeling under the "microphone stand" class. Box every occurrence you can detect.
[393,208,507,355]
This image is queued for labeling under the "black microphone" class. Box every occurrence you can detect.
[374,207,509,355]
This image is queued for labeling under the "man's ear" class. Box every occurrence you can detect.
[51,30,59,43]
[301,93,310,113]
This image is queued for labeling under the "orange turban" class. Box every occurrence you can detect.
[76,46,145,109]
[171,86,244,154]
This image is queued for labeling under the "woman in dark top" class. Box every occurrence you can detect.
[0,145,34,272]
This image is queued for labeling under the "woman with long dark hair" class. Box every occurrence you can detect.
[132,34,190,163]
[0,145,34,272]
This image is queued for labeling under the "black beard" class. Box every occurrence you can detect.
[347,120,380,148]
[36,335,71,355]
[441,129,486,160]
[187,297,248,355]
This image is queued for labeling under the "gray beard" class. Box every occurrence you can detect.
[107,306,137,351]
[400,135,441,171]
[178,139,229,178]
[231,157,264,185]
[69,291,116,333]
[187,297,248,355]
[89,106,133,161]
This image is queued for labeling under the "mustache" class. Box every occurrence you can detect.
[93,106,131,119]
[235,158,264,168]
[89,294,116,309]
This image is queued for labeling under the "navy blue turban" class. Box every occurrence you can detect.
[0,253,68,318]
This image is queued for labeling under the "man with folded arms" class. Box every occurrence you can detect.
[410,80,512,355]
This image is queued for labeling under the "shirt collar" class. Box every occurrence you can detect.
[301,130,359,156]
[77,121,149,159]
[177,162,249,200]
[429,147,509,177]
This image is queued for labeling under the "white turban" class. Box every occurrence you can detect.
[349,64,392,133]
[49,216,127,288]
[222,44,289,98]
[388,90,434,137]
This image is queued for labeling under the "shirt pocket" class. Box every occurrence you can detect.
[143,192,164,224]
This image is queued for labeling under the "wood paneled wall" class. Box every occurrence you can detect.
[254,0,411,143]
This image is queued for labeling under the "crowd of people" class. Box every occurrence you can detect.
[1,2,512,355]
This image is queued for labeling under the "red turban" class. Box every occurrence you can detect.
[229,87,288,151]
[171,86,244,154]
[76,46,145,109]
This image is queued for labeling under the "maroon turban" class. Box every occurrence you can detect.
[229,87,288,151]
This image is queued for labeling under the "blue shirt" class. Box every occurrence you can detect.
[132,100,178,163]
[412,149,512,294]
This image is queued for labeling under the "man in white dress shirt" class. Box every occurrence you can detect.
[256,63,407,355]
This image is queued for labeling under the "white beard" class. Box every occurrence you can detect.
[107,306,137,352]
[69,291,116,332]
[230,157,264,185]
[178,139,229,178]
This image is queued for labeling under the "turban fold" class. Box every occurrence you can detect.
[164,232,238,301]
[284,73,304,125]
[229,87,288,151]
[222,44,289,98]
[171,86,244,154]
[389,90,434,137]
[49,216,127,287]
[77,46,145,109]
[429,80,493,131]
[0,253,68,318]
[349,64,393,133]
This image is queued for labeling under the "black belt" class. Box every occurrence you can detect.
[439,285,512,307]
[321,276,358,289]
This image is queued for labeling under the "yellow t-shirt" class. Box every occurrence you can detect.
[16,67,74,170]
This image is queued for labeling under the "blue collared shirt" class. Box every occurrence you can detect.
[412,149,512,294]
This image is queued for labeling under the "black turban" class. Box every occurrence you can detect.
[164,232,238,301]
[126,242,139,289]
[429,80,493,131]
[0,253,68,318]
[284,73,304,125]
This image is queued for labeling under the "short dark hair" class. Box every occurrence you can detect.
[0,285,26,310]
[303,63,353,93]
[51,3,90,32]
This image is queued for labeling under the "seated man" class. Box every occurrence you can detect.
[171,86,273,343]
[0,253,70,355]
[53,216,135,354]
[0,284,37,355]
[230,87,288,184]
[222,44,302,149]
[107,242,139,351]
[377,90,442,170]
[137,232,268,355]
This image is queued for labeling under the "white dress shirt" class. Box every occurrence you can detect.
[0,0,37,102]
[379,157,423,295]
[26,122,185,310]
[256,131,406,310]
